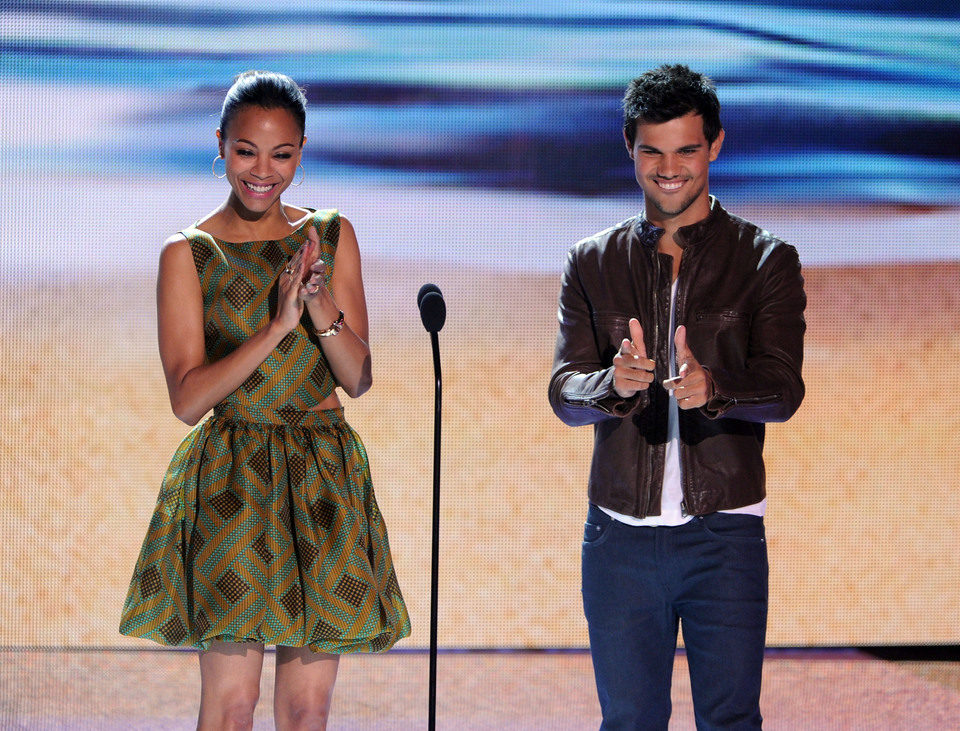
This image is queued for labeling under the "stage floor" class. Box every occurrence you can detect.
[2,648,959,729]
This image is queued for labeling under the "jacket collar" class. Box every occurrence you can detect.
[634,196,727,250]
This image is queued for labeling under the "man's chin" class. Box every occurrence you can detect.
[647,187,705,220]
[652,198,694,218]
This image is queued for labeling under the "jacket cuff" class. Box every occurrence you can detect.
[598,369,647,417]
[700,366,729,419]
[562,367,647,417]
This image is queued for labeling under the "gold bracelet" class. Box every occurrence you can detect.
[315,310,345,337]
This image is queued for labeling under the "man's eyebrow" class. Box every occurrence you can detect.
[638,143,705,152]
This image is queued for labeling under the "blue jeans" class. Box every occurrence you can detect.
[582,503,768,730]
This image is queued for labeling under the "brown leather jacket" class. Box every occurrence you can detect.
[548,199,806,517]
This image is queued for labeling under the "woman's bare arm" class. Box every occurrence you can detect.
[157,235,308,425]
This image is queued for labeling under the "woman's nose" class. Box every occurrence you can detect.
[251,155,272,178]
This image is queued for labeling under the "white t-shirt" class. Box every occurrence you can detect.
[601,278,765,526]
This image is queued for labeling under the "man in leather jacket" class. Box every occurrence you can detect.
[548,65,805,729]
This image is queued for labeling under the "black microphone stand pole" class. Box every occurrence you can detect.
[428,328,441,731]
[418,283,445,731]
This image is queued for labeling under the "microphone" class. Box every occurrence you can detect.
[417,283,446,333]
[417,282,444,731]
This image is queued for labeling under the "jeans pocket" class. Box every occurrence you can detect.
[583,504,615,547]
[697,513,766,545]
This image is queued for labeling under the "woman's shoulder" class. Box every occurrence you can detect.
[303,207,343,248]
[303,206,340,226]
[160,232,192,258]
[168,226,219,253]
[160,227,226,278]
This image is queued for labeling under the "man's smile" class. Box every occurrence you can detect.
[655,178,686,192]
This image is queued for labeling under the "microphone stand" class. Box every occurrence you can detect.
[428,327,441,731]
[418,283,444,730]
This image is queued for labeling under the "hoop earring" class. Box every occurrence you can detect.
[211,155,226,179]
[291,163,305,187]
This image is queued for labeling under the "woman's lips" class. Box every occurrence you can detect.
[242,180,277,196]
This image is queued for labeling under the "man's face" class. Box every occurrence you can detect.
[625,112,724,229]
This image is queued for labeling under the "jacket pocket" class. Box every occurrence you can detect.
[591,312,631,365]
[690,310,750,367]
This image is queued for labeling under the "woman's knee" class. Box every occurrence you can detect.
[199,681,261,728]
[277,694,333,727]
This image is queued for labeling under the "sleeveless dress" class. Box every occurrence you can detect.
[119,208,410,653]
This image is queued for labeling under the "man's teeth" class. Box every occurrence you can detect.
[659,180,684,190]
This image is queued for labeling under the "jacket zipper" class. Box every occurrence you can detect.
[724,393,782,406]
[561,393,611,411]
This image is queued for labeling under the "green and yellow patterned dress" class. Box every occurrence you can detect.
[120,208,410,653]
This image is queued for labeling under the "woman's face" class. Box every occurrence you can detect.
[218,105,304,216]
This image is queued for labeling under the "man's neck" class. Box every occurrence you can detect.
[648,194,713,240]
[648,198,714,282]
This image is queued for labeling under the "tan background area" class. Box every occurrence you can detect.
[1,239,958,648]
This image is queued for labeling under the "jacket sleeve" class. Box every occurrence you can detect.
[702,243,806,423]
[548,247,648,426]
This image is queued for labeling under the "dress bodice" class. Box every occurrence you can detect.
[181,208,340,413]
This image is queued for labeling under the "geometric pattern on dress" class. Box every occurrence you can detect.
[216,569,250,603]
[246,446,271,484]
[277,405,307,426]
[209,490,242,520]
[183,211,339,413]
[277,332,298,355]
[334,574,369,608]
[287,453,306,486]
[297,538,320,569]
[252,533,275,565]
[223,277,257,311]
[242,370,266,394]
[119,210,410,653]
[280,585,304,618]
[139,565,162,599]
[160,616,187,644]
[308,497,338,533]
[259,240,285,269]
[203,320,220,351]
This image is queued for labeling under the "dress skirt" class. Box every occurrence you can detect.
[119,402,410,653]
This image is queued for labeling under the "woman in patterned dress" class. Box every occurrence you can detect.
[119,71,410,729]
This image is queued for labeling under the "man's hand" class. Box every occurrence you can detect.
[664,325,714,409]
[612,318,655,398]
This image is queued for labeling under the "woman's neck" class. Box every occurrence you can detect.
[205,197,303,241]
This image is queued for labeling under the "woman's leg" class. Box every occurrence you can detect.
[197,641,265,730]
[273,645,340,730]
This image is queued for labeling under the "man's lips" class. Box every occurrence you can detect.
[655,178,686,192]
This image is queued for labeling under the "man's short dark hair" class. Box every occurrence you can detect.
[622,64,722,147]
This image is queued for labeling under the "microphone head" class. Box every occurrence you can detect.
[417,282,442,309]
[419,291,446,333]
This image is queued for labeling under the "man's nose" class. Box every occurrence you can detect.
[657,154,679,178]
